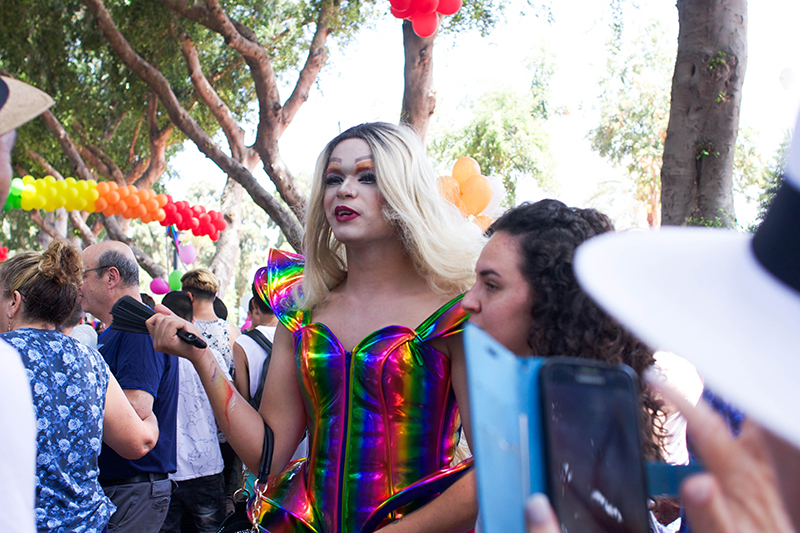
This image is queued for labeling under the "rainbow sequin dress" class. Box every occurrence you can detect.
[250,249,473,533]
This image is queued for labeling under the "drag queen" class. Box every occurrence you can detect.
[149,122,484,532]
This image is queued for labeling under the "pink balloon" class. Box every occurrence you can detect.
[179,244,198,265]
[410,11,439,37]
[436,0,461,15]
[150,277,170,295]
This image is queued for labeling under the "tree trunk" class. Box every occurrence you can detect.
[400,19,439,146]
[209,177,245,298]
[660,0,747,227]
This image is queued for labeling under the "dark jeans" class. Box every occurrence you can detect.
[104,477,173,533]
[159,473,226,533]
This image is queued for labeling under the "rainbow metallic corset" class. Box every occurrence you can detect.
[251,249,472,533]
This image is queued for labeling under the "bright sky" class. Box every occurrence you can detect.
[171,0,800,229]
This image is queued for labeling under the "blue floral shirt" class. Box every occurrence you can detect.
[3,328,115,532]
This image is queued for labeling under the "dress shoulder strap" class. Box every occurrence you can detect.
[254,248,305,333]
[416,294,469,342]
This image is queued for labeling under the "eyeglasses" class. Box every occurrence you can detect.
[82,265,110,278]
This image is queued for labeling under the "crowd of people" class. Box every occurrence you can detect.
[1,73,798,533]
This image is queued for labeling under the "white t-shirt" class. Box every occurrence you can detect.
[0,340,36,533]
[234,325,276,399]
[653,351,704,465]
[171,347,230,481]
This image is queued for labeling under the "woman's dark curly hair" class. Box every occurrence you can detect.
[489,199,665,459]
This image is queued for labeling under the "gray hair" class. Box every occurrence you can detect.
[97,249,139,286]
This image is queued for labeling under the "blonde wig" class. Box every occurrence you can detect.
[301,122,485,309]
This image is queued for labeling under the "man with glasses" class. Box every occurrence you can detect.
[80,241,179,533]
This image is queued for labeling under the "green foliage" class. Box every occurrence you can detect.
[686,210,731,228]
[589,21,770,226]
[588,20,673,220]
[708,51,727,71]
[442,0,551,37]
[429,52,557,207]
[695,140,719,160]
[749,133,789,232]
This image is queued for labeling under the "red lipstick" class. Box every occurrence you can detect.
[334,205,360,222]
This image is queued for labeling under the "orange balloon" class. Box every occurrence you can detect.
[94,198,108,212]
[102,206,115,218]
[156,194,168,208]
[140,212,152,224]
[155,208,166,222]
[438,176,460,204]
[460,174,492,216]
[145,198,159,212]
[125,194,140,207]
[452,157,481,187]
[474,214,493,232]
[117,186,130,199]
[107,181,118,191]
[122,208,135,219]
[105,191,120,204]
[137,189,149,201]
[96,182,110,195]
[113,201,127,215]
[134,204,148,218]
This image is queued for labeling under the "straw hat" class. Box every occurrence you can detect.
[574,113,800,449]
[0,76,55,136]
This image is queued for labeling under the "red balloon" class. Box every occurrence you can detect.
[415,0,439,15]
[410,11,438,37]
[391,3,417,19]
[436,0,461,15]
[213,217,227,231]
[188,217,199,231]
[389,0,411,11]
[209,229,220,241]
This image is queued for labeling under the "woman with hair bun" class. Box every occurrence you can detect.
[148,122,484,533]
[0,240,160,533]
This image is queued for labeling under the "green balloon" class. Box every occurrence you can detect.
[168,270,183,291]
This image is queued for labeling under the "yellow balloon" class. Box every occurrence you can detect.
[34,195,47,210]
[65,177,77,186]
[20,185,36,200]
[43,175,57,186]
[22,175,35,185]
[87,189,99,202]
[20,197,35,210]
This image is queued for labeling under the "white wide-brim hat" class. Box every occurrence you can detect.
[0,76,55,136]
[574,113,800,449]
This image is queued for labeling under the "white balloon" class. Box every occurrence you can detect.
[480,175,506,216]
[780,68,796,91]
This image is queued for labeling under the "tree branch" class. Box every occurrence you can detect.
[281,4,332,130]
[40,111,96,182]
[28,210,62,241]
[83,0,304,250]
[69,211,98,247]
[101,214,167,278]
